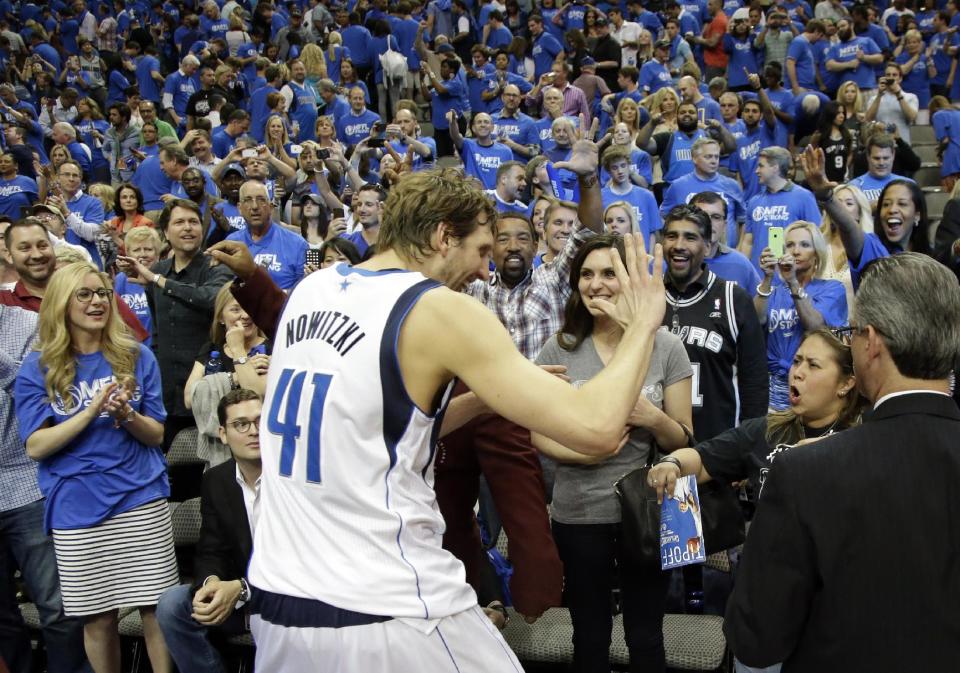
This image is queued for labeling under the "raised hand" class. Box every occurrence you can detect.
[591,233,665,334]
[799,144,836,192]
[205,240,257,279]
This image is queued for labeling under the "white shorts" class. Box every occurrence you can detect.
[251,603,524,672]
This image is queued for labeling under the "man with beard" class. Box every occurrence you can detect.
[660,137,745,246]
[637,100,736,191]
[213,164,247,233]
[103,102,141,184]
[492,84,539,162]
[731,73,779,200]
[661,201,767,449]
[226,181,307,290]
[824,18,883,98]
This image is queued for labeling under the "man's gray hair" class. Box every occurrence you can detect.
[182,54,201,68]
[853,252,960,379]
[317,78,336,93]
[759,146,792,178]
[691,136,720,157]
[52,122,76,140]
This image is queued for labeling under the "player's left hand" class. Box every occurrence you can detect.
[192,579,243,626]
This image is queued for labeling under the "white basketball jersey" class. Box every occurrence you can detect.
[248,264,477,621]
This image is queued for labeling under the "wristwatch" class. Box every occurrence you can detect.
[238,578,251,603]
[233,356,248,365]
[791,286,808,301]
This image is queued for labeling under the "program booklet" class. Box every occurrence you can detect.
[660,475,706,570]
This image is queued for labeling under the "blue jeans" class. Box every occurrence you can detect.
[156,584,228,673]
[0,499,88,673]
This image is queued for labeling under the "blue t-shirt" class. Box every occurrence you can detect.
[114,273,152,347]
[895,51,932,108]
[929,32,957,87]
[335,108,382,147]
[824,37,880,92]
[723,34,761,89]
[212,127,241,159]
[745,183,822,271]
[847,172,914,204]
[0,175,38,219]
[531,32,563,80]
[660,129,708,183]
[287,80,319,143]
[933,109,960,178]
[467,62,497,113]
[705,247,762,296]
[131,156,174,211]
[107,70,131,106]
[488,25,513,50]
[639,59,673,94]
[14,345,169,532]
[341,229,372,258]
[731,122,779,201]
[492,110,539,162]
[226,223,308,290]
[213,200,247,232]
[849,232,891,290]
[389,136,437,172]
[485,189,529,214]
[600,149,654,187]
[660,172,745,247]
[786,35,817,90]
[430,75,465,130]
[248,84,279,142]
[341,24,372,67]
[601,184,663,242]
[766,278,847,408]
[461,139,512,190]
[136,54,163,103]
[482,71,533,115]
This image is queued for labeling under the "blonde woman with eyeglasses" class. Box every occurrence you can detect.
[14,261,176,673]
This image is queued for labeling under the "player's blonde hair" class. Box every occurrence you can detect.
[378,169,497,263]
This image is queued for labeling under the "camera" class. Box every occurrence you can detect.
[317,148,330,160]
[883,77,895,86]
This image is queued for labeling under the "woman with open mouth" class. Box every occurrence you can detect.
[646,327,866,673]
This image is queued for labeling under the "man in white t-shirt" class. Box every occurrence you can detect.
[865,63,918,143]
[608,7,643,67]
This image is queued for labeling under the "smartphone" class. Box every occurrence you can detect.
[768,226,785,259]
[332,207,345,219]
[241,148,258,159]
[883,77,895,86]
[305,248,322,267]
[373,121,386,133]
[317,148,330,160]
[368,138,386,148]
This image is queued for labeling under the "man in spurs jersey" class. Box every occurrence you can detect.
[239,157,669,671]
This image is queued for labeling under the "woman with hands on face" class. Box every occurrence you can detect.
[754,220,848,410]
[184,284,271,411]
[13,262,176,673]
[532,233,692,673]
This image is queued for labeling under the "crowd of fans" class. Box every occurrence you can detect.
[1,0,960,670]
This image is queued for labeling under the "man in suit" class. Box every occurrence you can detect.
[156,389,260,673]
[724,252,960,672]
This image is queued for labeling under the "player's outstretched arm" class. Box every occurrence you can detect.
[405,234,666,456]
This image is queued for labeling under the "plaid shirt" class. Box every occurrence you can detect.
[466,224,594,360]
[0,305,41,512]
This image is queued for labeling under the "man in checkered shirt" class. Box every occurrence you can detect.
[0,305,88,673]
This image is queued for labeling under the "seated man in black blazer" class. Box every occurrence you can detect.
[156,389,261,673]
[725,252,960,672]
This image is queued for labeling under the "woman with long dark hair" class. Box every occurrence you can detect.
[533,233,693,673]
[811,101,853,184]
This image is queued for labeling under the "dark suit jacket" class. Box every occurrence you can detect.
[725,392,960,672]
[193,459,254,591]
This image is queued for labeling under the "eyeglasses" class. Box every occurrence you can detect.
[240,196,271,206]
[829,325,856,345]
[228,418,261,433]
[75,287,114,303]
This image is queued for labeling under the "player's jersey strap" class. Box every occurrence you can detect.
[250,588,393,628]
[380,278,444,471]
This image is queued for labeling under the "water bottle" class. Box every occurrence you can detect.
[205,350,223,375]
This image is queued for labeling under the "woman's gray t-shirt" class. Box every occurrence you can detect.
[535,328,692,525]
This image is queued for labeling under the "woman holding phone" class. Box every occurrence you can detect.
[754,221,847,410]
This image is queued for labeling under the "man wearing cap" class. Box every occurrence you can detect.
[640,39,674,94]
[277,6,315,61]
[591,17,623,92]
[608,7,644,68]
[213,163,248,233]
[30,202,93,262]
[0,152,37,220]
[572,58,611,114]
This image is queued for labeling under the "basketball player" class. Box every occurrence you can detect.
[223,162,667,671]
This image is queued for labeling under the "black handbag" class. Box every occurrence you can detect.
[616,444,746,565]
